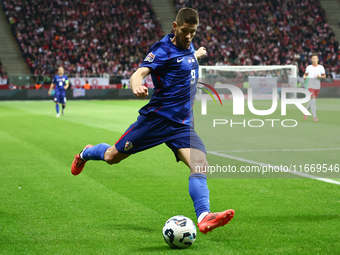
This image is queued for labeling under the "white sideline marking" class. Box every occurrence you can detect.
[216,148,340,153]
[207,151,340,185]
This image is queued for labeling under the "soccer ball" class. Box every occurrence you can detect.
[162,215,197,249]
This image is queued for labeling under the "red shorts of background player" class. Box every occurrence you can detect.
[308,88,320,98]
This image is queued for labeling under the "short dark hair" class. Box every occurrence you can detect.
[311,53,318,57]
[175,8,199,26]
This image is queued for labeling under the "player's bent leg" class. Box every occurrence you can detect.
[178,148,208,174]
[62,104,66,115]
[178,148,234,234]
[178,148,210,228]
[104,145,130,165]
[310,95,318,122]
[71,144,129,175]
[304,89,314,120]
[55,102,60,117]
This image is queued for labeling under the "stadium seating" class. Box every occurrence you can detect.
[173,0,339,76]
[2,0,339,77]
[1,0,163,77]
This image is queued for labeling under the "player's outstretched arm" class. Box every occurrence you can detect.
[64,80,69,90]
[195,47,207,60]
[48,83,54,96]
[130,67,152,98]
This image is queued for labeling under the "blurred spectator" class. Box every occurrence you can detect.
[8,82,17,90]
[84,80,90,89]
[35,83,42,89]
[174,0,340,76]
[2,0,339,78]
[0,60,8,79]
[1,0,163,77]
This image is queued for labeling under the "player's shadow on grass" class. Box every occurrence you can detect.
[134,246,173,253]
[111,223,155,232]
[250,214,340,222]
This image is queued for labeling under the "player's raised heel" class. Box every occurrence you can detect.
[303,115,307,120]
[71,144,93,175]
[197,209,235,234]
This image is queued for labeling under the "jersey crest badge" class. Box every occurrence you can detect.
[124,141,133,151]
[144,52,155,62]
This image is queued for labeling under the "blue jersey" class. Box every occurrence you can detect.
[139,34,198,126]
[52,75,68,93]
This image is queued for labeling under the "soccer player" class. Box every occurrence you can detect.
[71,8,234,234]
[48,67,69,117]
[303,53,326,122]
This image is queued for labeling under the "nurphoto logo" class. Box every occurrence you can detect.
[199,83,312,128]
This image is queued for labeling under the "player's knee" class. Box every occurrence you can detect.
[106,158,120,165]
[104,152,120,165]
[191,157,209,175]
[104,146,127,165]
[104,147,114,164]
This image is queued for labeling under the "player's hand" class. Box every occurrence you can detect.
[195,47,207,59]
[48,90,51,96]
[133,86,148,98]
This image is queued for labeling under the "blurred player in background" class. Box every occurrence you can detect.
[48,67,69,117]
[303,53,326,122]
[71,7,234,234]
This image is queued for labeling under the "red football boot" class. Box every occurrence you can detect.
[71,144,93,175]
[198,209,235,234]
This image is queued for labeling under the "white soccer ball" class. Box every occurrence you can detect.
[162,215,197,249]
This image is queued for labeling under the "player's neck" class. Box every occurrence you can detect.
[312,63,318,67]
[171,37,180,48]
[170,35,187,50]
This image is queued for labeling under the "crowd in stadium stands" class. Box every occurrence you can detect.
[174,0,340,76]
[1,0,340,78]
[0,60,8,79]
[1,0,163,77]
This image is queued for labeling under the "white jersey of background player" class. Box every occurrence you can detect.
[303,53,326,122]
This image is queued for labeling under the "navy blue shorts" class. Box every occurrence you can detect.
[54,91,66,104]
[115,112,206,161]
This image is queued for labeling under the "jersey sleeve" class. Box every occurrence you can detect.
[305,66,310,75]
[140,42,168,71]
[321,66,326,75]
[52,76,56,84]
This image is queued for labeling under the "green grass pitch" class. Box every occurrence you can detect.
[0,99,339,254]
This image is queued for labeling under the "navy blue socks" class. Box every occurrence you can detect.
[189,173,210,220]
[81,143,111,161]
